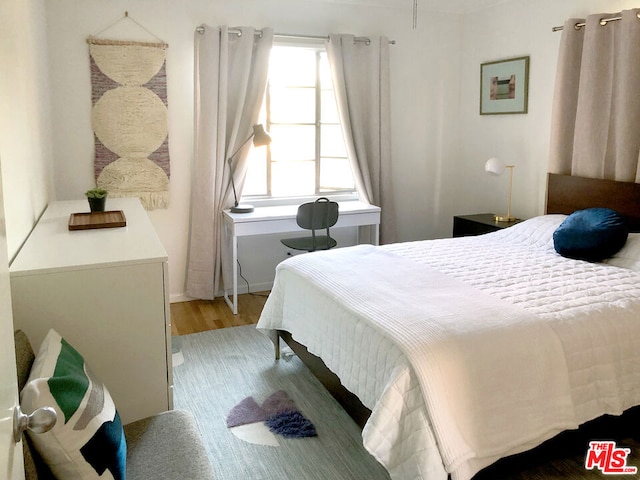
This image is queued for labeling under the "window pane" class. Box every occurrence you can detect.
[321,90,339,123]
[269,48,316,86]
[242,45,356,200]
[319,52,332,87]
[272,160,315,196]
[242,148,267,196]
[270,87,316,123]
[321,124,347,158]
[320,158,354,190]
[269,125,315,161]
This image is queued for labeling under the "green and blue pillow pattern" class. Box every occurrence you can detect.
[20,329,126,480]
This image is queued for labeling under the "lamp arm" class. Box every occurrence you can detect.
[226,133,255,207]
[227,133,255,164]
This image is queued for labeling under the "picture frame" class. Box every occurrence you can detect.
[480,56,529,115]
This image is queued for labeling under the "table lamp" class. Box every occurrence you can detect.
[484,157,516,222]
[227,124,271,213]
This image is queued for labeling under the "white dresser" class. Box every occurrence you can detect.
[10,198,172,424]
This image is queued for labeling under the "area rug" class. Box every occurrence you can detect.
[171,326,390,480]
[87,37,170,210]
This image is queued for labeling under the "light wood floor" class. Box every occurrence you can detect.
[170,292,268,336]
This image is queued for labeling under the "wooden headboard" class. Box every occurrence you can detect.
[546,173,640,232]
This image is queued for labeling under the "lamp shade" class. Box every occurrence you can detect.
[485,157,506,176]
[252,124,271,147]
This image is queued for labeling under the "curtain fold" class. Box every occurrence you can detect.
[549,9,640,183]
[326,34,396,244]
[186,26,272,299]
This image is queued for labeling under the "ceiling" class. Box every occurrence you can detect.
[423,0,512,14]
[314,0,512,15]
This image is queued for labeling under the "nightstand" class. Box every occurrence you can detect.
[453,213,522,237]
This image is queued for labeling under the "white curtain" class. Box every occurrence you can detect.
[186,26,273,299]
[326,34,396,244]
[549,9,640,183]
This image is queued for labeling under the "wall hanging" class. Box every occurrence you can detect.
[87,13,170,210]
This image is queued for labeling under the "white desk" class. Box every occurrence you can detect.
[222,201,381,314]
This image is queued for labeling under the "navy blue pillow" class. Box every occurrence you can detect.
[553,208,629,261]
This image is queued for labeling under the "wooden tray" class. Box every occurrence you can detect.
[68,210,127,231]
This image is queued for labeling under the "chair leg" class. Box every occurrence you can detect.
[275,331,280,360]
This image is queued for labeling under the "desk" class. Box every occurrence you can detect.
[223,201,381,314]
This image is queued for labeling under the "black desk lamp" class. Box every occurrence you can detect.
[227,124,271,213]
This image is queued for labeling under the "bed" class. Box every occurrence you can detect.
[256,173,640,480]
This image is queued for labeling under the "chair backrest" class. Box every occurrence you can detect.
[296,197,339,232]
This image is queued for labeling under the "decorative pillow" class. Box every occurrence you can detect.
[553,208,629,261]
[602,233,640,272]
[20,329,126,480]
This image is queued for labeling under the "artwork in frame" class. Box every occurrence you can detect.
[480,56,529,115]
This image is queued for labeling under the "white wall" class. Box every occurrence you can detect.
[0,0,54,261]
[38,0,638,301]
[44,0,462,300]
[453,0,639,223]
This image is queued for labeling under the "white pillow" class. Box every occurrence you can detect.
[602,233,640,271]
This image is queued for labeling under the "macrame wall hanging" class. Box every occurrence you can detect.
[87,13,170,210]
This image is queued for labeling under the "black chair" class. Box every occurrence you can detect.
[281,197,339,252]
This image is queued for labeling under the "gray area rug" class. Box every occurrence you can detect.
[172,326,391,480]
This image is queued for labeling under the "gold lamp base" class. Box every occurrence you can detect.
[494,215,516,222]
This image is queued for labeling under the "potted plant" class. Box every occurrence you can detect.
[85,188,108,212]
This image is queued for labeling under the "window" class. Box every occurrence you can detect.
[243,44,355,200]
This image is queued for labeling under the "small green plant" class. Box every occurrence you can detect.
[85,188,108,199]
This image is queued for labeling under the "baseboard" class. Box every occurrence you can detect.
[244,280,274,294]
[170,293,195,303]
[170,281,273,304]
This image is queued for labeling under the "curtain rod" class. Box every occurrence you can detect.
[195,25,395,45]
[552,11,640,32]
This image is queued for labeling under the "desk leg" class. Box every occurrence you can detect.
[356,224,380,246]
[232,232,238,313]
[223,229,239,315]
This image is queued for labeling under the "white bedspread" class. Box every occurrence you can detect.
[257,215,640,480]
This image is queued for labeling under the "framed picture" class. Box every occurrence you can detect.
[480,56,529,115]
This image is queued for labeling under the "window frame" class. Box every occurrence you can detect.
[242,40,358,207]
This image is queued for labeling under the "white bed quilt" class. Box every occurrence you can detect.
[257,215,640,480]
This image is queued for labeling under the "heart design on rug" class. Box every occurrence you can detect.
[226,391,317,446]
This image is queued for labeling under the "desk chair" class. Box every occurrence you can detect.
[280,197,339,252]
